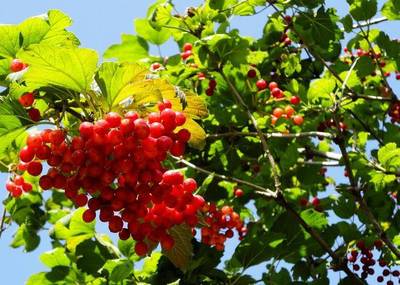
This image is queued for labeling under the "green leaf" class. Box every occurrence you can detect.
[70,208,95,236]
[103,34,149,62]
[281,53,302,76]
[18,44,98,93]
[134,18,171,45]
[163,224,193,271]
[136,252,161,280]
[347,0,377,21]
[102,259,133,282]
[378,143,400,171]
[40,248,70,268]
[355,55,375,77]
[307,78,335,103]
[341,15,354,32]
[382,0,400,20]
[233,2,255,15]
[300,209,328,230]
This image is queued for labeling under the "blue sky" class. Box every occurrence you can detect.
[0,1,398,284]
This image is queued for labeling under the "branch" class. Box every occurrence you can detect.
[207,131,334,139]
[276,195,364,284]
[298,147,342,161]
[171,155,277,198]
[347,94,393,102]
[339,16,388,32]
[220,72,282,193]
[0,194,10,239]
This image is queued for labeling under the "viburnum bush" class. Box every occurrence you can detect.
[0,0,400,284]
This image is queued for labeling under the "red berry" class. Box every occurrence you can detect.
[269,82,278,90]
[299,197,308,206]
[272,108,284,118]
[119,228,130,240]
[271,88,283,98]
[105,112,121,128]
[175,112,186,126]
[256,79,267,90]
[177,129,191,142]
[151,62,161,70]
[247,69,257,78]
[183,43,193,52]
[161,235,175,250]
[82,209,96,222]
[28,108,41,122]
[234,188,244,198]
[10,59,25,72]
[290,96,301,105]
[109,216,123,233]
[79,122,94,138]
[19,146,35,162]
[27,161,43,176]
[135,241,148,256]
[183,178,197,192]
[205,88,214,96]
[311,197,320,207]
[18,93,35,107]
[292,115,304,126]
[39,175,53,190]
[162,170,184,185]
[181,50,192,60]
[374,239,383,249]
[75,194,88,207]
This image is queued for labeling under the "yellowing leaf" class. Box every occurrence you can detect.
[179,118,206,150]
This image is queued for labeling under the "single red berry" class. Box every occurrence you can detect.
[183,43,193,52]
[177,129,191,142]
[28,108,41,122]
[256,79,267,90]
[234,188,244,198]
[183,178,197,192]
[181,50,192,60]
[311,197,320,207]
[162,170,184,185]
[119,228,130,240]
[19,146,35,162]
[247,69,257,78]
[290,96,301,105]
[105,112,121,128]
[10,59,25,72]
[205,88,214,96]
[18,93,35,107]
[75,194,88,207]
[374,239,383,249]
[292,115,304,126]
[27,161,43,176]
[271,88,284,98]
[175,112,186,126]
[272,108,284,118]
[269,82,278,90]
[39,175,53,190]
[161,235,175,251]
[135,241,148,256]
[299,197,308,206]
[82,209,96,222]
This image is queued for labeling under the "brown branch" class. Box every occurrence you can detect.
[220,72,282,194]
[171,155,277,198]
[207,131,334,139]
[276,195,364,284]
[0,194,10,239]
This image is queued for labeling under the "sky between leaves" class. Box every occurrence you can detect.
[0,0,399,284]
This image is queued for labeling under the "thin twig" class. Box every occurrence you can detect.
[207,131,334,139]
[171,155,277,198]
[220,72,282,193]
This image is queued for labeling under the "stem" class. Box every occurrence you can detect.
[220,72,282,193]
[276,195,364,284]
[171,155,276,198]
[0,194,10,239]
[207,131,334,139]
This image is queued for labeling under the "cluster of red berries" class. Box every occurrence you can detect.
[181,43,193,61]
[5,175,32,198]
[342,48,399,78]
[281,33,292,47]
[317,118,347,138]
[195,72,217,96]
[389,101,400,123]
[10,100,244,256]
[271,104,303,126]
[200,204,246,251]
[347,240,399,284]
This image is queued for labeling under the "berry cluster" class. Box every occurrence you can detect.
[200,204,246,251]
[5,175,32,198]
[347,240,399,284]
[10,100,244,256]
[342,48,398,79]
[389,101,400,124]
